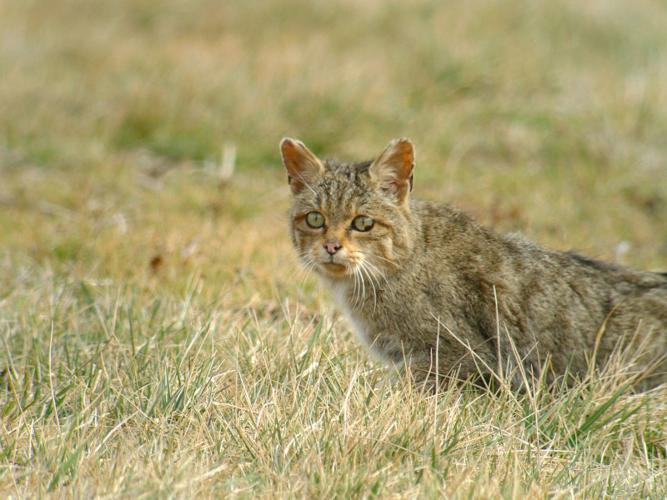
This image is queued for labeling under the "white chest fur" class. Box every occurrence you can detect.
[330,281,394,364]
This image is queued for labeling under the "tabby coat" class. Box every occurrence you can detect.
[281,138,667,389]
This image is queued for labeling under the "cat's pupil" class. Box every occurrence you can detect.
[306,211,325,228]
[352,215,374,232]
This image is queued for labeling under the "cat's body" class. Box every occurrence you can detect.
[328,199,667,389]
[280,138,667,389]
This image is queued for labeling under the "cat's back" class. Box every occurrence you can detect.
[409,196,667,334]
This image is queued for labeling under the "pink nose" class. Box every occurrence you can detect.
[324,240,342,255]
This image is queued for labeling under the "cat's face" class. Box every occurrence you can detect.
[281,138,416,281]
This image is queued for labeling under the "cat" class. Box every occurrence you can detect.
[280,137,667,390]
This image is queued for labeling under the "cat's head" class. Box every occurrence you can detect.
[280,138,417,281]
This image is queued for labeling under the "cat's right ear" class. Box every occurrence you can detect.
[280,138,324,195]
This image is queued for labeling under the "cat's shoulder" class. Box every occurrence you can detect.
[411,198,465,221]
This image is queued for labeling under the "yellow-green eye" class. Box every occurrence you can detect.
[351,215,374,232]
[305,211,325,228]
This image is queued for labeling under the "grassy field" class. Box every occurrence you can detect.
[1,0,667,497]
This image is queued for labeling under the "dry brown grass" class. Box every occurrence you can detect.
[1,0,666,497]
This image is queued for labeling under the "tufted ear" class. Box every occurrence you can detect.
[280,137,324,195]
[369,138,415,205]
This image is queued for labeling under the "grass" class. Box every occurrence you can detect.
[1,0,667,497]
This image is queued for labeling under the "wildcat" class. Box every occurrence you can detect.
[280,137,667,390]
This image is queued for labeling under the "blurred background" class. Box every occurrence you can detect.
[1,0,666,293]
[2,1,667,495]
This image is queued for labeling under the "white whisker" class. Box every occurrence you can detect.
[351,266,360,309]
[368,253,398,268]
[358,266,367,309]
[364,259,388,287]
[355,267,365,310]
[296,252,318,287]
[359,261,378,312]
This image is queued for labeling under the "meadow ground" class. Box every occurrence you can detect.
[1,0,667,497]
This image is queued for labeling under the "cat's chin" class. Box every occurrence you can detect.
[319,262,349,278]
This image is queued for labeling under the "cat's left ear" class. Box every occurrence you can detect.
[369,138,415,205]
[280,138,324,195]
